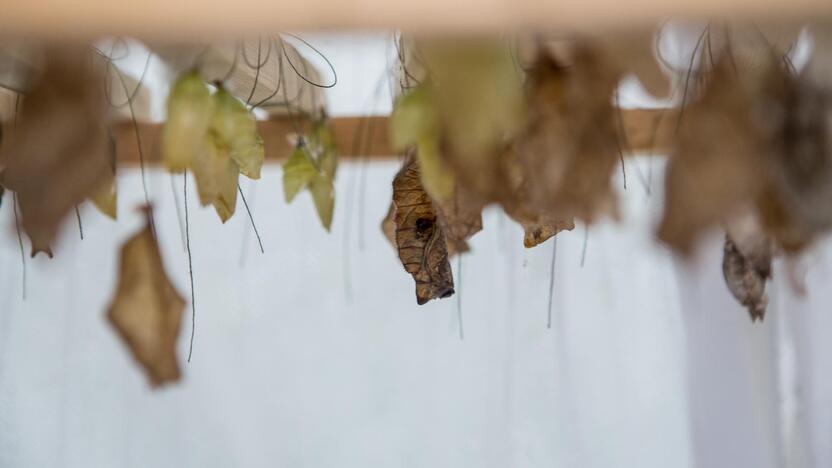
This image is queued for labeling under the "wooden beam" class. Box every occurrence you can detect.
[0,1,827,41]
[114,109,672,165]
[113,115,393,165]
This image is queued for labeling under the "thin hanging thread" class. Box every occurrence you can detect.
[674,26,709,134]
[234,38,270,261]
[614,88,652,193]
[613,91,628,191]
[644,110,666,196]
[340,68,388,302]
[456,254,464,341]
[280,33,338,89]
[356,106,380,251]
[547,237,558,329]
[249,37,285,110]
[350,68,389,259]
[184,172,197,363]
[13,193,26,301]
[170,174,187,251]
[12,94,26,300]
[238,184,264,254]
[243,37,270,106]
[100,44,157,237]
[74,206,84,240]
[580,225,589,267]
[341,119,367,304]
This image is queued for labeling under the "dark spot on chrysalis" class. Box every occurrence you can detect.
[415,217,434,239]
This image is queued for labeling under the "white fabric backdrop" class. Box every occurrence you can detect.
[0,160,699,468]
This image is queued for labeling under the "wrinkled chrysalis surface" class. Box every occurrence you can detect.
[391,157,455,305]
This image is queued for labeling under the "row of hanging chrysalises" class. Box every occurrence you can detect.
[0,24,830,387]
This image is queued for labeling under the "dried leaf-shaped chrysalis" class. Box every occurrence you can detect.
[511,209,575,248]
[662,43,832,255]
[283,146,317,202]
[392,158,455,304]
[211,87,263,179]
[391,85,454,201]
[107,208,186,387]
[191,132,239,206]
[722,233,772,322]
[658,59,783,253]
[163,71,213,172]
[309,174,334,230]
[282,130,337,231]
[513,47,620,224]
[501,147,575,247]
[308,119,338,181]
[211,151,239,224]
[307,121,337,230]
[0,47,111,254]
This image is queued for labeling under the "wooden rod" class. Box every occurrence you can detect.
[114,109,672,165]
[0,1,826,41]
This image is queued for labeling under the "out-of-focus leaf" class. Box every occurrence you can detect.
[658,55,831,255]
[282,146,317,202]
[91,176,117,219]
[163,71,213,172]
[391,85,438,149]
[755,70,832,253]
[91,132,118,219]
[430,183,484,255]
[597,30,671,98]
[192,132,238,210]
[30,239,53,259]
[309,174,334,230]
[417,139,455,203]
[107,208,186,387]
[392,157,454,305]
[708,23,803,74]
[510,208,575,248]
[0,48,110,254]
[496,145,576,247]
[308,120,338,180]
[807,24,832,86]
[211,87,263,179]
[513,47,620,224]
[391,86,454,201]
[658,61,768,253]
[211,154,239,224]
[417,39,524,200]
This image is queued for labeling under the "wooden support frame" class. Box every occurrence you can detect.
[0,1,828,41]
[113,108,675,165]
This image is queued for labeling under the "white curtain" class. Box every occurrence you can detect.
[0,158,826,468]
